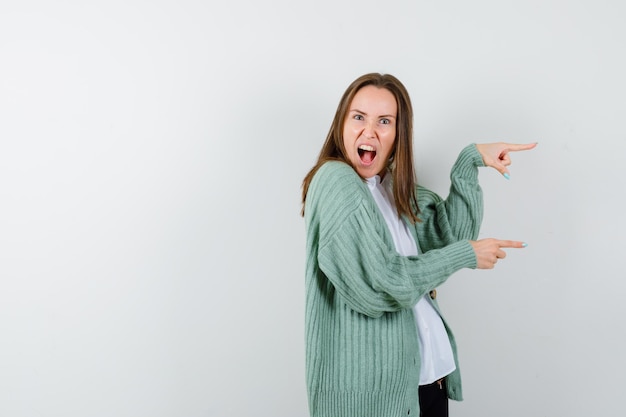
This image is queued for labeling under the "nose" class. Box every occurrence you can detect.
[363,120,377,139]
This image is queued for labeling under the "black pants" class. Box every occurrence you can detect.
[418,379,449,417]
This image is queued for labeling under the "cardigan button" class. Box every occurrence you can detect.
[429,290,437,300]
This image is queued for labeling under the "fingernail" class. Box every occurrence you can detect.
[522,242,528,248]
[503,173,510,180]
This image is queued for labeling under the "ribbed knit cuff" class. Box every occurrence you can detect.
[450,144,484,181]
[445,239,478,270]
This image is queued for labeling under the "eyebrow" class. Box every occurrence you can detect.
[349,109,397,119]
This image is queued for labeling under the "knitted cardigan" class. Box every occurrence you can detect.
[304,144,485,417]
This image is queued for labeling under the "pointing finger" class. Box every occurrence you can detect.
[497,240,528,249]
[502,142,538,153]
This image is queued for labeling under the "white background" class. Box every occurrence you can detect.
[1,1,624,416]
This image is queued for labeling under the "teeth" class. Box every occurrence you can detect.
[358,145,375,151]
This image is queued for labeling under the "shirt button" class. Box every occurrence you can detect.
[430,290,437,300]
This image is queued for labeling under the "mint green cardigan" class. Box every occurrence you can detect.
[304,144,485,417]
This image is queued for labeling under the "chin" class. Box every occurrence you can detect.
[356,165,381,178]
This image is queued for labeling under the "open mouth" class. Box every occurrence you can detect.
[358,145,376,164]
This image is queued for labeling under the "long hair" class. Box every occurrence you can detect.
[301,73,420,223]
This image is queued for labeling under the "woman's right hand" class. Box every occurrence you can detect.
[474,142,537,179]
[470,238,527,269]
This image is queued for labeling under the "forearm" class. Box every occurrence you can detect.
[445,143,484,240]
[318,205,476,318]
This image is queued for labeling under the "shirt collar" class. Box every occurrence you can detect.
[365,175,381,189]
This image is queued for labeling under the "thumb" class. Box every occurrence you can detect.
[490,160,510,179]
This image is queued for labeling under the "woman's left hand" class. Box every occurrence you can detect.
[475,142,537,179]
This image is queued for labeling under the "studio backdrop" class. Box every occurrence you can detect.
[1,1,624,416]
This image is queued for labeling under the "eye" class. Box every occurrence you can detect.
[380,118,390,125]
[353,114,364,121]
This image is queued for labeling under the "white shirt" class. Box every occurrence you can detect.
[366,174,456,385]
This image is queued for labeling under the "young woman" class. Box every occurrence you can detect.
[301,73,535,417]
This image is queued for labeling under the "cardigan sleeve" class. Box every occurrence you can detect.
[306,161,477,318]
[415,144,485,253]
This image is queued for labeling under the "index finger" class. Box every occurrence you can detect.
[497,240,528,249]
[503,142,538,153]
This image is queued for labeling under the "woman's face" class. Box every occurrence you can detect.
[342,85,397,178]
